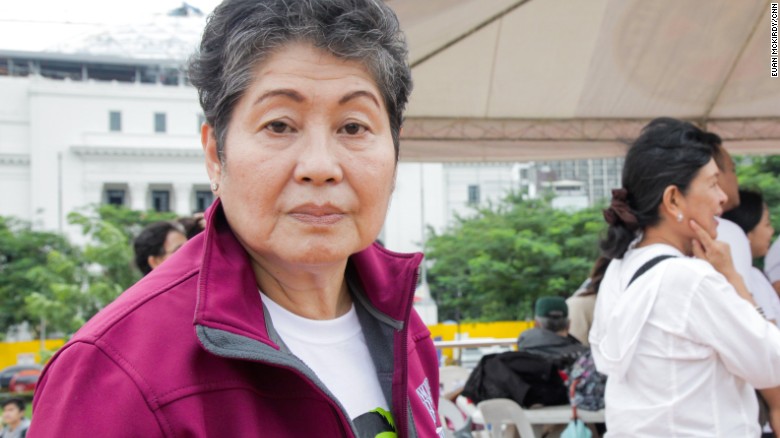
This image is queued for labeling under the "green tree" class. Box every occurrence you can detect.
[736,155,780,230]
[0,217,80,336]
[23,249,90,335]
[2,204,178,337]
[426,193,604,322]
[28,205,177,333]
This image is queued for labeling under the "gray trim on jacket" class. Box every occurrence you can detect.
[195,269,419,437]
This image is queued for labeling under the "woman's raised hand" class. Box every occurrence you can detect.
[690,219,735,278]
[691,219,754,303]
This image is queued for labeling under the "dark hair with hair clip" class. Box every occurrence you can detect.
[600,117,718,259]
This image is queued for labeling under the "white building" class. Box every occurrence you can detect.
[439,158,623,221]
[0,70,205,234]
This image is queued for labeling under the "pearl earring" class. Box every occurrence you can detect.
[210,181,219,191]
[677,212,683,223]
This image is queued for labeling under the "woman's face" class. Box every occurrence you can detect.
[149,230,187,270]
[203,42,396,269]
[748,205,774,258]
[679,159,727,239]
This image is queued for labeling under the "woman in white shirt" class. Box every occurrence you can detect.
[590,117,780,437]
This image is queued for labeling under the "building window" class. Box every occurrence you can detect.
[109,111,121,132]
[154,112,167,133]
[151,190,171,212]
[519,168,528,180]
[467,185,480,205]
[105,189,126,206]
[194,190,214,212]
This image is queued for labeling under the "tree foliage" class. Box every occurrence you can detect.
[1,205,176,338]
[0,217,79,334]
[425,193,604,322]
[736,155,780,230]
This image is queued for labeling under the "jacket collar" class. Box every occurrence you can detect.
[194,199,423,346]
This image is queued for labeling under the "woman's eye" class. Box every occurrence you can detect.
[266,121,291,134]
[341,123,366,135]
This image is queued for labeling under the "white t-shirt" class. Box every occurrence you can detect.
[765,238,780,284]
[591,243,780,437]
[260,292,388,420]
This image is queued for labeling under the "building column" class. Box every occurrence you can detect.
[82,181,103,207]
[129,182,147,211]
[173,183,191,215]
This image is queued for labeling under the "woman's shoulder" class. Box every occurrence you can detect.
[664,256,720,276]
[566,293,596,308]
[625,245,712,280]
[621,246,724,297]
[659,257,738,303]
[660,256,719,282]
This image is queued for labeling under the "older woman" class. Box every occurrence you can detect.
[590,118,780,436]
[30,1,441,436]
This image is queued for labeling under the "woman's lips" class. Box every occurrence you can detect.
[289,204,345,225]
[289,213,344,225]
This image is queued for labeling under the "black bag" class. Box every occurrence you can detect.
[461,350,569,408]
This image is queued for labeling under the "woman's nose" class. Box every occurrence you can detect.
[293,130,344,185]
[718,185,728,204]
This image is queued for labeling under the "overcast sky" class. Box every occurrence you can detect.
[0,0,222,51]
[1,0,221,23]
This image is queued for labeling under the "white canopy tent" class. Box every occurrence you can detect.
[390,0,780,161]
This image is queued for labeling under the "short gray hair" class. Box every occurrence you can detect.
[188,0,412,162]
[536,316,568,333]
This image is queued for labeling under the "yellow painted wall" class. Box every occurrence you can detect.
[428,321,534,365]
[0,340,65,369]
[0,323,532,369]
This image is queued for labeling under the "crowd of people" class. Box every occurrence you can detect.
[12,0,780,437]
[461,119,780,438]
[587,119,780,437]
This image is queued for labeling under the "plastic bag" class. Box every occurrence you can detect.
[561,418,592,438]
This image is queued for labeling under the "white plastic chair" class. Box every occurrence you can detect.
[477,398,537,438]
[439,397,468,438]
[439,365,472,396]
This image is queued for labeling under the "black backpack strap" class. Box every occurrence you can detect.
[628,255,676,287]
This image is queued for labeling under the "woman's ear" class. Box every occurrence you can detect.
[660,185,683,221]
[202,123,222,183]
[148,255,162,270]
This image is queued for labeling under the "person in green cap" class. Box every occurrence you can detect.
[516,296,588,372]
